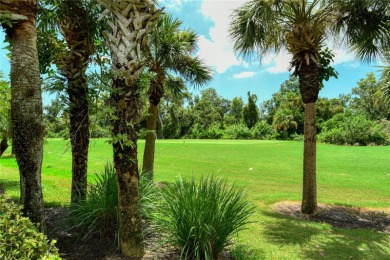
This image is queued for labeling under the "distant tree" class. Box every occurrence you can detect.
[225,97,244,125]
[142,14,212,179]
[243,91,259,129]
[351,73,390,120]
[0,0,46,231]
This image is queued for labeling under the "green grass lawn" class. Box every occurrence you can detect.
[1,139,389,259]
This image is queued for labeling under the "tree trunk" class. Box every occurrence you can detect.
[297,62,319,215]
[2,0,46,231]
[0,137,8,157]
[111,78,144,258]
[301,102,317,214]
[57,0,92,204]
[142,102,158,180]
[69,86,89,203]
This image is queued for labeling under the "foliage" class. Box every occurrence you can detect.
[60,163,158,243]
[243,91,259,129]
[152,175,255,260]
[0,71,10,139]
[318,110,388,145]
[0,197,60,260]
[224,124,252,140]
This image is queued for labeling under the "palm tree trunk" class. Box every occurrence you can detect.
[2,0,46,231]
[298,62,320,215]
[58,1,92,204]
[111,78,144,257]
[301,102,317,214]
[142,102,158,180]
[69,85,89,203]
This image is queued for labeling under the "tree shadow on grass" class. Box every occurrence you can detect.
[0,180,19,196]
[262,211,390,259]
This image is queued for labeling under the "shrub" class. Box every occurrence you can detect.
[223,124,251,139]
[318,110,388,145]
[61,163,157,243]
[152,175,255,260]
[0,197,60,260]
[250,121,274,139]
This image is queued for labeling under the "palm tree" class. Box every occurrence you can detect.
[56,0,95,204]
[230,0,390,214]
[96,0,161,257]
[0,0,46,231]
[39,0,104,203]
[142,14,212,179]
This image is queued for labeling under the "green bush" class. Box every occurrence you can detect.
[0,197,60,260]
[318,110,388,145]
[152,176,255,260]
[61,163,158,244]
[250,121,274,139]
[223,124,251,139]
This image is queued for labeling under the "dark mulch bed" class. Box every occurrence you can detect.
[274,201,390,233]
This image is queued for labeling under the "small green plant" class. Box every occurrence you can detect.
[0,196,60,260]
[152,175,255,260]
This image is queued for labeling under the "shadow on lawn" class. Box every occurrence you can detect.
[262,211,390,259]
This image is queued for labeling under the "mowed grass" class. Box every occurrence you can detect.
[1,139,389,259]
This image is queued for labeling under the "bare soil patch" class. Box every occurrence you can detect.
[274,201,390,233]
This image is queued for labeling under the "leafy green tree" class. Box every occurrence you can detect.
[142,14,212,179]
[243,91,259,129]
[0,0,46,231]
[350,73,390,120]
[97,0,161,256]
[230,0,390,214]
[225,97,244,126]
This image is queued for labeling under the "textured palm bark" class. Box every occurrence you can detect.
[2,0,46,231]
[302,102,317,214]
[68,84,89,203]
[297,62,319,215]
[57,1,92,203]
[142,103,158,179]
[111,78,144,258]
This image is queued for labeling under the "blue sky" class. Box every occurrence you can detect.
[0,0,383,105]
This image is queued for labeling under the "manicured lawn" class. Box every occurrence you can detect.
[1,139,389,259]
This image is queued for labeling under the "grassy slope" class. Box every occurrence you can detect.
[1,139,389,259]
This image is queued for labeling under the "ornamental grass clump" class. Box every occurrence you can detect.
[60,163,157,243]
[153,175,255,260]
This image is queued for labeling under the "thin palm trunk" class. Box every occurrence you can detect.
[298,62,320,215]
[142,102,158,179]
[2,0,46,231]
[68,84,89,203]
[58,2,92,203]
[302,102,317,214]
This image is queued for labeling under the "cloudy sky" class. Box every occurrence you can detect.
[0,0,382,104]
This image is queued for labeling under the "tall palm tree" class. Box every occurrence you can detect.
[0,0,46,231]
[142,14,212,179]
[230,0,390,214]
[97,0,161,257]
[39,0,104,203]
[56,0,95,204]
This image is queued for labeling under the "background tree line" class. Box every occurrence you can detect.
[43,71,390,146]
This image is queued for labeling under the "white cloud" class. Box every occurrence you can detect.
[233,71,256,79]
[158,0,190,11]
[263,52,292,74]
[197,0,249,74]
